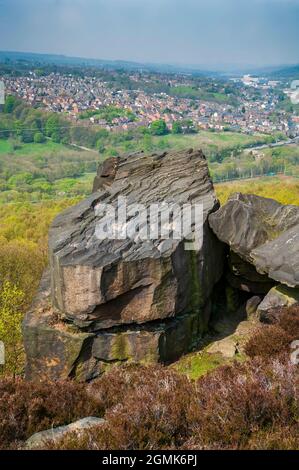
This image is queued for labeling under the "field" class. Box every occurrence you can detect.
[160,130,274,150]
[0,139,67,156]
[108,130,275,159]
[0,130,275,203]
[0,129,297,205]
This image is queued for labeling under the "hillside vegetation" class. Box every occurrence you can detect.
[0,199,80,376]
[216,176,299,205]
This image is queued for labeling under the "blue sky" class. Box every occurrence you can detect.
[0,0,299,68]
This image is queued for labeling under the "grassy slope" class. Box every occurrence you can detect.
[111,131,273,156]
[216,175,299,206]
[0,139,67,156]
[162,131,272,149]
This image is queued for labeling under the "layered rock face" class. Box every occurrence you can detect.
[23,149,224,381]
[209,192,299,318]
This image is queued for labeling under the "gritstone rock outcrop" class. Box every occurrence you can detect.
[209,192,299,317]
[23,149,224,381]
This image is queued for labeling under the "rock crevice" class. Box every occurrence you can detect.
[209,192,299,320]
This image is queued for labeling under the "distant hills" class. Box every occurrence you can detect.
[0,50,150,70]
[0,50,298,79]
[0,50,220,76]
[267,64,299,79]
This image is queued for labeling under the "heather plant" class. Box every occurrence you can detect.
[277,306,299,338]
[245,425,299,450]
[87,365,193,449]
[43,354,299,451]
[245,306,299,359]
[1,308,299,450]
[186,356,298,449]
[244,324,292,359]
[0,378,101,449]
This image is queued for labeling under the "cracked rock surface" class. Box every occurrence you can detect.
[24,149,224,380]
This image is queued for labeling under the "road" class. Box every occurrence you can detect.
[67,142,99,153]
[244,137,299,153]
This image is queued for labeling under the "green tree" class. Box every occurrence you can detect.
[143,134,153,151]
[96,139,106,153]
[8,172,33,188]
[181,119,197,134]
[14,120,24,138]
[52,131,61,143]
[150,119,168,136]
[34,132,46,144]
[172,121,183,134]
[4,95,18,114]
[46,115,61,138]
[0,281,25,377]
[21,129,34,143]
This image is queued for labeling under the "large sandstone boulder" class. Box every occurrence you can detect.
[24,149,224,380]
[209,193,299,288]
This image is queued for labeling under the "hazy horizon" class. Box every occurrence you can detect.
[1,0,299,69]
[1,48,298,72]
